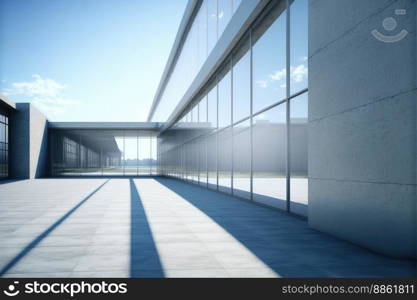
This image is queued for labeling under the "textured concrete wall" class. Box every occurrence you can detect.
[10,103,48,179]
[308,0,416,258]
[30,105,48,178]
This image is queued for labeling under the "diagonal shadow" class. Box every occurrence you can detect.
[0,179,110,277]
[129,179,164,278]
[155,178,416,278]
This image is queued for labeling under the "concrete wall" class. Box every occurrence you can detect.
[10,103,48,179]
[30,104,48,178]
[308,0,416,258]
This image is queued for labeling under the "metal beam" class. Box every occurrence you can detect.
[48,122,163,131]
[147,0,201,122]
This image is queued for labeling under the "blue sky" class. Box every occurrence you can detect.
[0,0,188,121]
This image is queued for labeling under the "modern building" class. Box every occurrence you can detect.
[0,0,416,277]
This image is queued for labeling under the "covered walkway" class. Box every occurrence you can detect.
[0,178,414,277]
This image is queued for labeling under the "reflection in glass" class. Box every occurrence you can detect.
[218,127,232,193]
[252,5,286,114]
[208,86,217,131]
[0,115,8,179]
[233,120,250,199]
[191,140,199,183]
[207,133,217,189]
[218,68,231,129]
[151,137,157,175]
[197,0,208,67]
[156,0,308,217]
[50,130,156,177]
[232,35,250,123]
[232,0,241,13]
[290,0,308,95]
[199,136,207,186]
[253,103,287,209]
[101,131,123,176]
[218,0,232,38]
[124,133,138,175]
[290,93,308,216]
[138,137,151,175]
[198,96,208,138]
[207,0,218,55]
[153,0,239,122]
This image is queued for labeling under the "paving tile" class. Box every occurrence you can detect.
[0,178,415,278]
[3,272,71,278]
[225,268,279,278]
[69,271,129,278]
[165,269,230,278]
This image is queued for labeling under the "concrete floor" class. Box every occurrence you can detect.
[0,178,415,278]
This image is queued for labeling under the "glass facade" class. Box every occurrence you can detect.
[50,130,157,176]
[158,0,308,216]
[152,0,243,122]
[0,113,8,179]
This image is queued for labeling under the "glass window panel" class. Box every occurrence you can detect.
[253,103,287,209]
[218,0,233,38]
[290,0,308,95]
[0,123,4,142]
[189,140,196,182]
[208,85,217,131]
[207,133,217,188]
[218,68,231,129]
[232,36,250,123]
[184,142,189,180]
[252,5,286,114]
[99,131,123,176]
[232,0,241,13]
[198,0,208,66]
[218,127,232,193]
[138,137,151,175]
[199,136,207,186]
[233,119,250,199]
[198,96,208,137]
[124,133,138,175]
[207,0,218,57]
[199,96,207,123]
[189,141,194,181]
[190,104,199,140]
[290,92,308,216]
[151,137,157,175]
[153,6,203,122]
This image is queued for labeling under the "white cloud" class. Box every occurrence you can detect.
[11,74,66,97]
[269,69,286,81]
[256,64,308,91]
[268,64,308,88]
[2,74,78,118]
[290,64,308,83]
[255,80,269,88]
[218,11,224,19]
